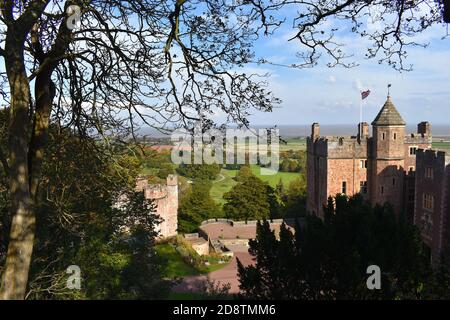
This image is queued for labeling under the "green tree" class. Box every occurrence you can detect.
[176,164,221,181]
[282,174,307,217]
[276,178,285,195]
[235,165,253,182]
[1,128,170,299]
[178,180,221,233]
[157,163,175,179]
[238,195,431,299]
[0,0,442,300]
[224,175,275,221]
[78,191,170,299]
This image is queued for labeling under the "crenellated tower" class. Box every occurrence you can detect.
[136,174,178,238]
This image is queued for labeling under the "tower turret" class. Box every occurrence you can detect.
[372,96,406,159]
[371,96,406,213]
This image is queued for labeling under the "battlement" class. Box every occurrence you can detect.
[134,174,179,238]
[135,177,149,191]
[308,135,369,159]
[417,148,450,164]
[145,185,168,199]
[405,133,432,144]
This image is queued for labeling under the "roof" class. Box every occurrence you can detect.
[371,96,406,126]
[199,221,295,240]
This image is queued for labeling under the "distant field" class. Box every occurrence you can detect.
[432,140,450,151]
[279,137,450,152]
[210,169,237,205]
[280,137,307,151]
[210,165,300,205]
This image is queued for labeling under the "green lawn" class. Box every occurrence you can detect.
[155,243,201,278]
[155,243,229,279]
[210,165,300,205]
[210,169,238,205]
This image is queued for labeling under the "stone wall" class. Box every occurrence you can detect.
[307,120,432,218]
[414,149,450,265]
[137,174,178,238]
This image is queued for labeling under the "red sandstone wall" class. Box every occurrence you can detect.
[327,158,368,198]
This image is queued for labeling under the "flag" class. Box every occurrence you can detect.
[361,89,371,100]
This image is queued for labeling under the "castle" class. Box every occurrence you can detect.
[307,95,449,264]
[136,174,178,238]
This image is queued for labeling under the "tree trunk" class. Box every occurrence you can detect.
[0,51,35,300]
[29,70,55,200]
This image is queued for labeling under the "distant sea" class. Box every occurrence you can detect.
[138,124,450,138]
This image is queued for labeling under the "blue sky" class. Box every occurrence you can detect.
[239,14,450,126]
[2,4,449,129]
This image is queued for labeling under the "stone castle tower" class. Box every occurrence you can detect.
[307,95,432,219]
[136,175,178,238]
[371,96,407,213]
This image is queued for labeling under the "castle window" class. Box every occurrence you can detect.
[342,181,347,194]
[409,147,417,155]
[360,160,368,169]
[360,181,367,194]
[423,193,434,211]
[380,186,384,195]
[393,133,397,140]
[392,178,396,186]
[382,132,386,140]
[421,212,433,236]
[425,167,433,179]
[409,166,415,172]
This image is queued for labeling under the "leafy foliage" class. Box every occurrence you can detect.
[0,129,170,299]
[178,180,221,233]
[238,195,432,299]
[278,174,307,218]
[176,164,221,181]
[224,169,280,221]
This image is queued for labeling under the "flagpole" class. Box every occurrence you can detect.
[359,92,363,136]
[360,97,362,124]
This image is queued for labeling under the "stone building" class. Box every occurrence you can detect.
[307,95,432,221]
[136,175,178,238]
[414,149,450,264]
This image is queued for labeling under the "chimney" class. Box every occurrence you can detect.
[417,122,431,136]
[358,122,369,139]
[311,123,320,140]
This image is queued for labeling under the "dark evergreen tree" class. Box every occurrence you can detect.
[238,195,432,299]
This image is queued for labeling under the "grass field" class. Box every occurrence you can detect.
[155,243,229,279]
[280,137,450,152]
[280,137,307,151]
[210,165,300,205]
[432,140,450,151]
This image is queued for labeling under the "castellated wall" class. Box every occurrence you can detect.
[136,175,178,238]
[307,134,370,218]
[414,149,450,265]
[307,121,432,218]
